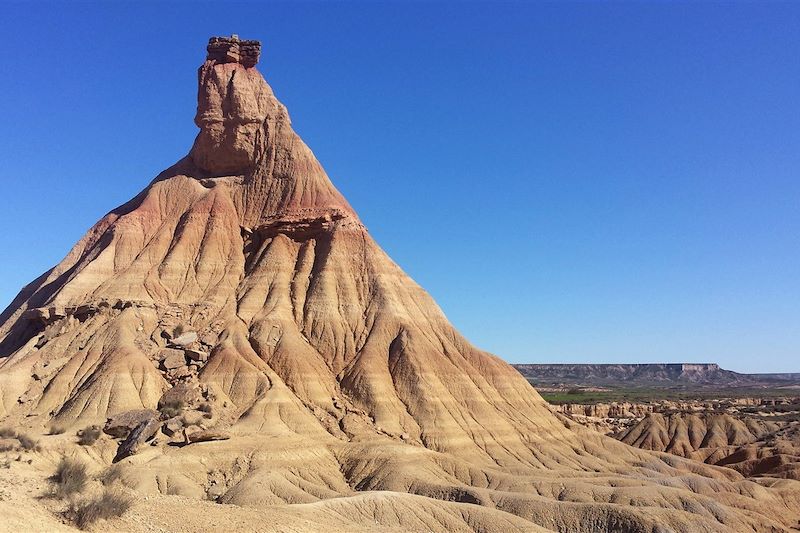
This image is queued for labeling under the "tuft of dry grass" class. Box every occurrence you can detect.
[16,433,40,452]
[0,427,16,439]
[99,463,125,486]
[71,489,133,529]
[159,399,185,419]
[0,441,16,452]
[77,426,102,446]
[50,457,88,499]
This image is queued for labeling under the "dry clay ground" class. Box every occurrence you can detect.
[2,423,800,532]
[0,432,549,533]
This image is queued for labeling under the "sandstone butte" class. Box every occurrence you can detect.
[0,36,798,532]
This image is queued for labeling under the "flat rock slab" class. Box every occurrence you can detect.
[104,409,158,439]
[161,352,187,370]
[159,383,202,409]
[114,417,161,462]
[170,331,198,347]
[158,348,185,361]
[186,429,230,444]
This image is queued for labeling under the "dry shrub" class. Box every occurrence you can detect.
[71,489,133,529]
[99,463,125,486]
[0,427,16,439]
[172,324,185,338]
[50,457,88,498]
[16,433,39,451]
[159,399,185,419]
[77,426,102,446]
[0,441,16,452]
[198,402,213,413]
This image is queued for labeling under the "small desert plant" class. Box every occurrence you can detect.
[99,463,125,486]
[49,423,68,435]
[198,402,213,414]
[77,426,102,446]
[0,427,16,439]
[172,324,185,338]
[50,457,89,498]
[159,399,185,419]
[70,489,133,529]
[16,433,39,451]
[0,441,15,452]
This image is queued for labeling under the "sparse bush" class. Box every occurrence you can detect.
[198,402,213,413]
[99,464,125,486]
[16,433,39,451]
[71,489,133,529]
[49,423,68,435]
[50,457,88,498]
[0,441,15,452]
[159,399,184,419]
[172,324,185,338]
[77,426,102,446]
[0,427,16,439]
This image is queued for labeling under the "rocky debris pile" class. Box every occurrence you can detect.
[104,381,225,461]
[206,35,261,67]
[153,330,210,385]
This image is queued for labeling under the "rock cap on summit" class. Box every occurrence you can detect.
[206,35,261,68]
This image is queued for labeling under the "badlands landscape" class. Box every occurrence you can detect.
[516,363,800,483]
[0,36,799,532]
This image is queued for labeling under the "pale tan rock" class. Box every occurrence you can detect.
[161,352,187,370]
[185,428,230,443]
[170,331,198,347]
[162,417,184,437]
[159,383,201,409]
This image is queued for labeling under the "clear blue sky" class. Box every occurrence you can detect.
[0,2,798,373]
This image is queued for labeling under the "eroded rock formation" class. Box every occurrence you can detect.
[0,36,799,532]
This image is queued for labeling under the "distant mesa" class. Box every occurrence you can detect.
[514,362,800,388]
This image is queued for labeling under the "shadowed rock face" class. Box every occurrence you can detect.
[191,58,271,175]
[0,36,799,532]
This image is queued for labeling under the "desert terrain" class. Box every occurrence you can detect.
[0,36,799,532]
[516,363,800,483]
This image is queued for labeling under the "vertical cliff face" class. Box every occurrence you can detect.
[0,36,797,532]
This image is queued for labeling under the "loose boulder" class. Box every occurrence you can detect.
[170,331,198,347]
[185,428,230,444]
[161,351,187,370]
[104,409,158,439]
[114,417,161,461]
[158,383,202,409]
